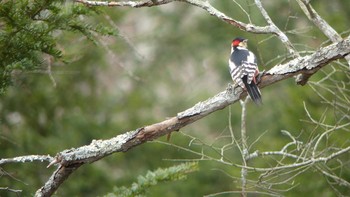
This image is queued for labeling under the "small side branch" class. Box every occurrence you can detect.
[315,166,350,188]
[254,0,298,57]
[35,164,83,197]
[0,187,22,194]
[296,0,342,43]
[296,0,350,69]
[0,155,53,165]
[239,98,249,197]
[241,145,350,172]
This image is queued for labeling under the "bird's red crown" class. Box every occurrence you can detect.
[232,37,246,47]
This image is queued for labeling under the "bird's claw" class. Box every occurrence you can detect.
[226,83,242,95]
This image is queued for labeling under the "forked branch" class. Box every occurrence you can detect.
[30,35,350,196]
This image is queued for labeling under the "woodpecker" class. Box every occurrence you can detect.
[229,37,262,105]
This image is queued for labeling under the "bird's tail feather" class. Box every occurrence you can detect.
[242,76,262,105]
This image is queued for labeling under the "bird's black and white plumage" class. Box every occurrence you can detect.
[229,37,262,105]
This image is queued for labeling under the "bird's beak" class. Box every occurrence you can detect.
[240,39,248,48]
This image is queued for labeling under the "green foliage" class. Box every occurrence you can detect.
[0,0,116,94]
[104,162,198,197]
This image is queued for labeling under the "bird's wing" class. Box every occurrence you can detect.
[244,51,258,84]
[229,50,257,87]
[229,60,245,88]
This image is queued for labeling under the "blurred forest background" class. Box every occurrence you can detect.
[1,0,350,196]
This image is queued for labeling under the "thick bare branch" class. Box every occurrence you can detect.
[265,35,350,86]
[75,0,302,57]
[75,0,278,34]
[31,35,350,196]
[75,0,172,7]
